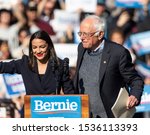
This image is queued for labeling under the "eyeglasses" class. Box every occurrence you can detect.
[77,31,100,38]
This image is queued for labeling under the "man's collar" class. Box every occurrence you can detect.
[87,39,105,55]
[93,39,104,52]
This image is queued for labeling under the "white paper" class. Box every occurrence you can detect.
[111,87,136,118]
[0,107,7,118]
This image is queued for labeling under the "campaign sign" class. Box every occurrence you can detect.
[129,31,150,56]
[31,96,81,118]
[115,0,143,8]
[135,61,150,78]
[136,85,150,112]
[65,0,97,13]
[2,73,26,98]
[53,9,80,32]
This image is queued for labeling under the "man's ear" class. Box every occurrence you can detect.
[98,31,104,40]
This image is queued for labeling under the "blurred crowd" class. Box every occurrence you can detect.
[0,0,150,117]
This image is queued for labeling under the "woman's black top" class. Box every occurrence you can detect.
[0,55,74,95]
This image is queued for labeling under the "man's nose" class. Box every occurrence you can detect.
[80,34,86,40]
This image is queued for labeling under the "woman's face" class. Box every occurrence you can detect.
[32,38,49,62]
[0,11,11,25]
[0,42,11,60]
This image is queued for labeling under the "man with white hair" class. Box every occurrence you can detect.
[73,15,144,118]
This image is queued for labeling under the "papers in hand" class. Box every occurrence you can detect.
[111,87,136,118]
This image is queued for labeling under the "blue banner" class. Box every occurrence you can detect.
[136,61,150,78]
[129,31,150,56]
[136,85,150,113]
[115,0,143,8]
[31,96,82,118]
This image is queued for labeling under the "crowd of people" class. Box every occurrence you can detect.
[0,0,150,118]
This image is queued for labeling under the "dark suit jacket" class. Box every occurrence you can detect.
[0,55,74,95]
[74,38,144,117]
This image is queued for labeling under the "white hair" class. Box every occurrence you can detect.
[82,15,106,32]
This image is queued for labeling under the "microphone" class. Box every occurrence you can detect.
[51,59,59,94]
[51,59,56,73]
[63,58,69,74]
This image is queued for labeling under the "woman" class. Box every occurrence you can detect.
[0,30,74,95]
[0,40,12,60]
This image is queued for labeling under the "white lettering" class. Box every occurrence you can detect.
[43,102,51,111]
[141,92,150,103]
[34,100,43,111]
[70,102,78,110]
[33,99,78,112]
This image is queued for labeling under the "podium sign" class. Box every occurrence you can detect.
[31,96,81,118]
[25,95,89,118]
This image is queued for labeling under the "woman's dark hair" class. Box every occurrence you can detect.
[109,27,125,40]
[18,26,31,45]
[18,26,30,36]
[28,30,59,70]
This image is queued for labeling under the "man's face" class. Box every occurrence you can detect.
[79,19,103,50]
